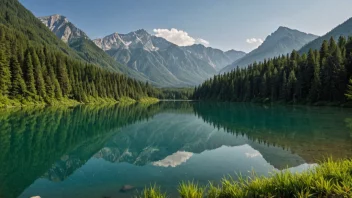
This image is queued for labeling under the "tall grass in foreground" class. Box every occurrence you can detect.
[136,185,167,198]
[178,181,205,198]
[139,158,352,198]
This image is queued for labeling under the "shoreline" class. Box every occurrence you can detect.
[0,96,160,109]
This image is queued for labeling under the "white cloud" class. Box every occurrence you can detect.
[196,38,210,46]
[246,38,264,45]
[153,28,209,46]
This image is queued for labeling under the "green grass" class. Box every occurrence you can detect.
[136,185,167,198]
[138,158,352,198]
[178,181,205,198]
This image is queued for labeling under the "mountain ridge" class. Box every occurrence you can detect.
[299,17,352,53]
[221,26,318,73]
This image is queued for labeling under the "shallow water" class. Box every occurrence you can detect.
[0,102,351,198]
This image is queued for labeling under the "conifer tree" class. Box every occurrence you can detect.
[345,78,352,100]
[23,50,37,95]
[287,70,297,102]
[56,58,71,97]
[9,56,26,97]
[31,49,46,99]
[280,71,287,101]
[309,52,321,102]
[0,49,11,96]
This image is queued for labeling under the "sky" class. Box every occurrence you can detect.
[20,0,352,52]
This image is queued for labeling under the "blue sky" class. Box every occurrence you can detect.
[21,0,352,52]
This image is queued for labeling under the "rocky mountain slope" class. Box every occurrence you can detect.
[94,30,245,87]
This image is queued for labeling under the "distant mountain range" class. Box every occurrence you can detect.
[39,14,245,87]
[221,27,318,73]
[93,30,245,86]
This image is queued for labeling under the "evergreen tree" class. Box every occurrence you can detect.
[23,50,37,95]
[56,58,71,97]
[280,71,287,101]
[0,49,11,96]
[345,78,352,100]
[9,56,26,97]
[31,49,46,99]
[320,40,329,65]
[309,51,321,102]
[287,70,297,102]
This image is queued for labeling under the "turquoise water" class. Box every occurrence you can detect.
[0,102,351,198]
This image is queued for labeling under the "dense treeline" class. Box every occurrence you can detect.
[0,24,158,106]
[193,36,352,104]
[156,88,194,100]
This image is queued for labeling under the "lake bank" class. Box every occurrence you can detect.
[0,96,159,109]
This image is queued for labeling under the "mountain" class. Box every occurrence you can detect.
[94,31,244,87]
[221,27,318,73]
[300,17,352,53]
[39,14,89,43]
[182,44,246,71]
[225,49,247,62]
[38,15,148,81]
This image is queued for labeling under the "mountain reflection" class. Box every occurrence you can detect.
[0,102,351,198]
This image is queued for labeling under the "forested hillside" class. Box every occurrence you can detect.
[194,36,352,104]
[0,0,157,106]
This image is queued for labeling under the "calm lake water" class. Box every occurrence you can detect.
[0,102,352,198]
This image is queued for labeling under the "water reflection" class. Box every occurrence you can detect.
[0,102,351,198]
[152,151,193,168]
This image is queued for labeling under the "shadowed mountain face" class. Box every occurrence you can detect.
[93,31,245,87]
[221,27,318,73]
[299,17,352,53]
[1,102,352,198]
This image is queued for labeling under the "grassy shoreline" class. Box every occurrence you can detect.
[0,96,159,109]
[138,158,352,198]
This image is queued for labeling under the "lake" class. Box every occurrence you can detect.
[0,102,352,198]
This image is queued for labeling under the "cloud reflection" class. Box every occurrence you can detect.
[152,151,193,167]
